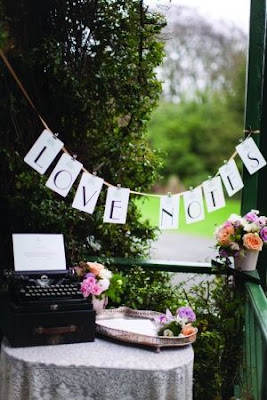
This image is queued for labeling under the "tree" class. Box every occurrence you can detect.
[157,5,247,102]
[0,0,165,266]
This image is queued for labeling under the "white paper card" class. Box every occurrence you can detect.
[12,234,66,272]
[219,159,244,197]
[46,153,83,197]
[183,187,205,224]
[159,194,180,229]
[103,186,130,224]
[72,172,103,214]
[236,137,266,175]
[203,176,225,212]
[24,130,64,175]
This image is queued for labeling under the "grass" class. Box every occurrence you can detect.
[136,195,240,238]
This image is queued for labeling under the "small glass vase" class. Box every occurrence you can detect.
[92,295,108,311]
[234,250,259,271]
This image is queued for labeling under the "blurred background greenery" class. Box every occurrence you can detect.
[146,4,246,194]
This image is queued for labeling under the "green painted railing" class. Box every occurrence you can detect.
[241,281,267,400]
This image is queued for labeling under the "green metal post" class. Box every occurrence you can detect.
[241,0,267,287]
[241,0,266,215]
[257,2,267,288]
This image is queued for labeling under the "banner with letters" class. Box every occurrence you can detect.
[23,129,267,229]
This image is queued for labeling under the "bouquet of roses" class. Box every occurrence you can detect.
[74,261,124,303]
[214,209,267,263]
[155,306,196,337]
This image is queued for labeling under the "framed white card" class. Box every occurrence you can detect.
[46,153,83,197]
[24,130,64,175]
[12,234,66,272]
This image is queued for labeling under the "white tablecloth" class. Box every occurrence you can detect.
[0,337,194,400]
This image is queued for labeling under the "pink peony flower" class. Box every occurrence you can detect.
[90,283,103,296]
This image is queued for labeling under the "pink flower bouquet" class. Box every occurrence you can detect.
[214,209,267,263]
[74,261,124,303]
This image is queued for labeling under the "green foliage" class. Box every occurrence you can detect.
[158,5,247,103]
[0,0,165,265]
[118,266,186,311]
[185,276,244,400]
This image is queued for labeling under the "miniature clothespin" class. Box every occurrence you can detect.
[52,132,59,139]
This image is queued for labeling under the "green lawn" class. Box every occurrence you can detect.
[135,196,240,238]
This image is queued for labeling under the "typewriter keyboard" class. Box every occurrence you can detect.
[19,283,83,302]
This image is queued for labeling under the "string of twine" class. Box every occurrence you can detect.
[0,49,261,198]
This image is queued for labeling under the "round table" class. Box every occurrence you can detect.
[0,337,194,400]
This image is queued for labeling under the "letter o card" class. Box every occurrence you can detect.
[236,137,266,175]
[46,153,83,197]
[103,186,130,224]
[183,187,205,224]
[24,130,64,174]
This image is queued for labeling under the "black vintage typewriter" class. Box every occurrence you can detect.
[7,270,92,312]
[0,234,96,347]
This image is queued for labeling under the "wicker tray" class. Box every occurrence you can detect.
[96,307,197,352]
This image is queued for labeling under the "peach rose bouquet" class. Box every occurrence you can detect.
[74,261,124,304]
[214,209,267,263]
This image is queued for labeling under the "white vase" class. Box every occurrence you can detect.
[234,250,259,271]
[92,296,108,311]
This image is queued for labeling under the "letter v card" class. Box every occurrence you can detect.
[72,172,103,214]
[24,130,64,174]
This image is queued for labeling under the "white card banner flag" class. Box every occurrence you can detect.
[72,172,103,214]
[236,137,266,175]
[183,187,205,224]
[24,129,64,175]
[103,186,130,224]
[203,176,225,213]
[46,153,83,197]
[159,194,180,229]
[219,159,244,197]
